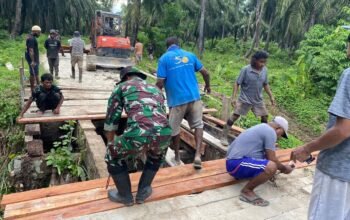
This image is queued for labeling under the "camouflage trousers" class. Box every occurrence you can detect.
[105,135,171,167]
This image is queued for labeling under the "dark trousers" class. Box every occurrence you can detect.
[36,92,61,112]
[48,58,59,76]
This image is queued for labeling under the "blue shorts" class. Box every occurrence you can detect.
[226,157,269,180]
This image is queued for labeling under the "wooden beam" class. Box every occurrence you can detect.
[181,120,227,153]
[17,109,217,125]
[10,173,237,220]
[203,114,245,135]
[1,159,225,208]
[180,128,207,155]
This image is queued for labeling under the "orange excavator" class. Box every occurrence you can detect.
[86,10,134,71]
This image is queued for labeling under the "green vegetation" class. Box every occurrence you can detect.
[0,31,25,197]
[46,121,87,181]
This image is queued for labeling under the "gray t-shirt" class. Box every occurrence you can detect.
[227,123,277,160]
[317,69,350,182]
[236,65,268,105]
[70,37,85,56]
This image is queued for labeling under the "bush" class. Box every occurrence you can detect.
[297,24,350,95]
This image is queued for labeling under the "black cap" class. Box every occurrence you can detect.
[119,66,147,82]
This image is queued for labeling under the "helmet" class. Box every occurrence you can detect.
[31,25,41,32]
[49,29,56,34]
[119,66,147,82]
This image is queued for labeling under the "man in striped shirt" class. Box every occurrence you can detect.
[226,116,293,207]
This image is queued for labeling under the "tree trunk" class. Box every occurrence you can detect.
[306,0,316,32]
[198,0,206,58]
[264,14,274,51]
[11,0,23,38]
[221,24,225,39]
[243,13,253,42]
[131,0,141,46]
[245,0,264,58]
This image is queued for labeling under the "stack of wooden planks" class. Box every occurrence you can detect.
[1,149,318,220]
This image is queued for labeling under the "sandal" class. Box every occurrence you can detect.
[239,193,270,207]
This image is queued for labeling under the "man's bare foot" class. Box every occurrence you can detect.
[37,111,44,115]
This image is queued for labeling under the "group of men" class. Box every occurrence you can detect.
[25,25,86,94]
[104,36,350,220]
[20,29,349,219]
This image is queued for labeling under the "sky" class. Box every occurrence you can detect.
[112,0,127,13]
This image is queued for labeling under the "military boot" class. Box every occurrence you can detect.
[135,159,160,204]
[107,165,134,206]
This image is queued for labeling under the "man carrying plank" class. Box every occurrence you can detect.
[19,73,64,117]
[104,66,172,206]
[226,116,293,206]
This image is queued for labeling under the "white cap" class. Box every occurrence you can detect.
[31,25,41,32]
[273,116,289,138]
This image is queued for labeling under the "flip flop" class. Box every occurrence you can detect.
[239,193,270,207]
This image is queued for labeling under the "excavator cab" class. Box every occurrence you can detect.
[87,10,134,71]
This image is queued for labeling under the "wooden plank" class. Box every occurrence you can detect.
[1,150,318,216]
[17,108,217,124]
[27,105,107,116]
[203,114,245,135]
[29,100,108,107]
[25,93,109,101]
[4,164,227,219]
[181,120,227,153]
[13,173,237,220]
[17,114,107,124]
[1,159,225,208]
[180,128,207,155]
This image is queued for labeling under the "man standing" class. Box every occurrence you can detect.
[227,116,293,206]
[291,68,350,220]
[70,31,85,83]
[147,43,154,60]
[105,66,171,206]
[134,39,143,64]
[25,25,41,92]
[44,29,61,79]
[221,51,275,146]
[156,37,211,169]
[19,73,64,117]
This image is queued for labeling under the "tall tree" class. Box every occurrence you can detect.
[245,0,265,58]
[198,0,206,58]
[10,0,23,37]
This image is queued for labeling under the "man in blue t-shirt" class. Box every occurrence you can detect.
[156,37,211,169]
[292,68,350,220]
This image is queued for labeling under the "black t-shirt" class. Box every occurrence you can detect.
[26,35,39,62]
[32,85,62,101]
[44,38,61,58]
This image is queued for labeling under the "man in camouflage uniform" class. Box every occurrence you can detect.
[104,66,171,206]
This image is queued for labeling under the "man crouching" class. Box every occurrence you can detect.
[20,73,64,117]
[226,116,293,206]
[104,66,172,206]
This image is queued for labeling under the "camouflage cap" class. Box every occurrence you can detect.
[120,66,147,82]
